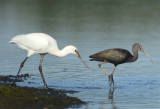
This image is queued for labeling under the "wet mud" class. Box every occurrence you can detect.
[0,74,85,109]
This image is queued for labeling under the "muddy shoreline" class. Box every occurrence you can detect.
[0,74,85,109]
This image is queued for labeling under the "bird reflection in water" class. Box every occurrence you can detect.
[108,88,117,109]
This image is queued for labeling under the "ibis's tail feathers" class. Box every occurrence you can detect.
[90,58,97,61]
[89,55,94,61]
[90,58,104,61]
[89,55,103,61]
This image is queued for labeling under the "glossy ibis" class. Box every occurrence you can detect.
[89,43,153,88]
[10,33,89,88]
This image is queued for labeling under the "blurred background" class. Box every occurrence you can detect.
[0,0,160,109]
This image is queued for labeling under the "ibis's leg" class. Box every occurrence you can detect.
[108,74,115,88]
[11,57,28,86]
[39,55,48,88]
[112,76,115,89]
[111,66,116,76]
[98,62,110,76]
[111,75,115,89]
[109,66,116,88]
[109,75,113,87]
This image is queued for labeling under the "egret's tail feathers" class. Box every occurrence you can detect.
[9,40,15,44]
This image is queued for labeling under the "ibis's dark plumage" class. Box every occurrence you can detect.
[89,43,153,88]
[90,48,133,66]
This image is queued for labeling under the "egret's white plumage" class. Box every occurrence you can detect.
[10,33,89,88]
[10,33,62,57]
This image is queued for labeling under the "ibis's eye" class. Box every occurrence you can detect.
[139,47,143,50]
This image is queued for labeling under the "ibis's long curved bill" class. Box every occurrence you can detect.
[75,51,89,69]
[141,49,153,63]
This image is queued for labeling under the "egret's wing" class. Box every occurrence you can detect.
[10,33,49,51]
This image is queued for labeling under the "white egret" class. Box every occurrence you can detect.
[10,33,89,88]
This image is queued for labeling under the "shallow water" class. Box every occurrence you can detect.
[1,0,160,109]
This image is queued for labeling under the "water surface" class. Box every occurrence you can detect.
[0,0,160,109]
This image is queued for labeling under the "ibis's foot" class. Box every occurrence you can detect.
[108,75,112,87]
[108,88,114,99]
[108,74,114,88]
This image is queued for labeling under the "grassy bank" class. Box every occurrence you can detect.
[0,85,85,109]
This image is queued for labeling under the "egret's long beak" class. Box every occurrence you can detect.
[141,49,153,64]
[75,51,89,69]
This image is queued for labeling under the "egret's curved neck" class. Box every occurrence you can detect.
[50,46,72,57]
[60,46,72,57]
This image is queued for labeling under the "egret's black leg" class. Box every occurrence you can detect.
[11,57,28,86]
[98,62,110,76]
[39,55,48,88]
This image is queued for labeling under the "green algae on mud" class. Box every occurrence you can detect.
[0,85,85,109]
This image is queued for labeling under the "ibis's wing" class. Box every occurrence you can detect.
[103,49,130,62]
[90,49,131,63]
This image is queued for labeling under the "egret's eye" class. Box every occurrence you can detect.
[75,50,77,52]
